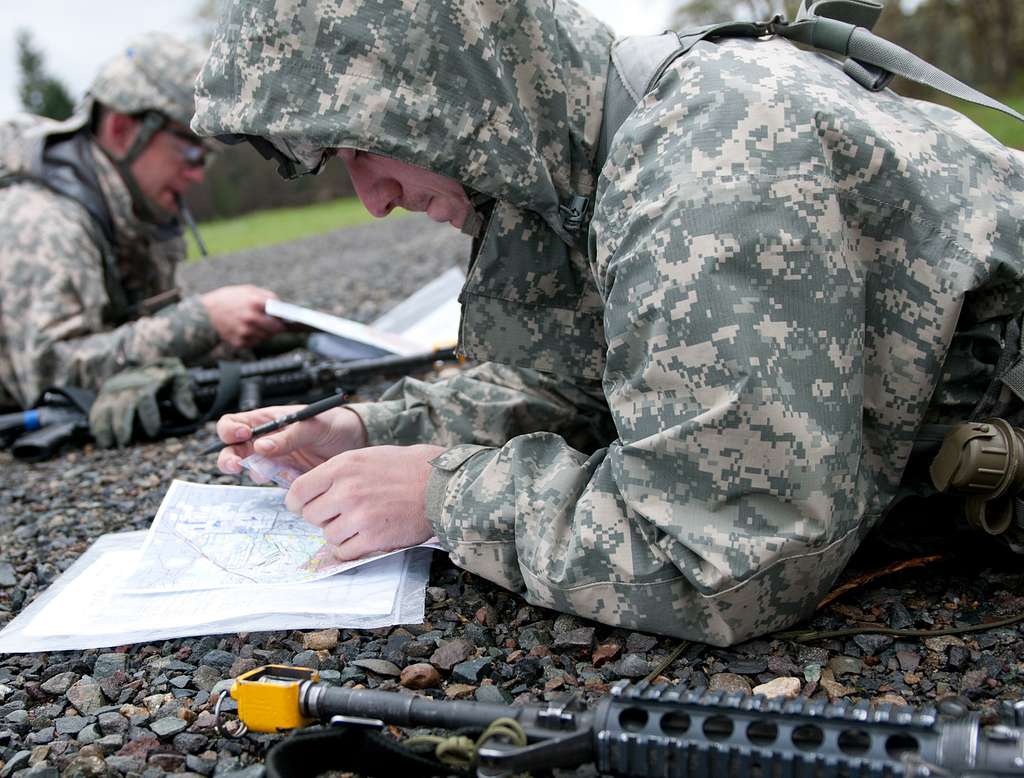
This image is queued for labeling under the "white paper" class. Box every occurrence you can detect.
[266,266,464,354]
[124,480,440,593]
[0,532,434,653]
[265,299,425,356]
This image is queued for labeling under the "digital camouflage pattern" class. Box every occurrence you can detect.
[194,0,1024,644]
[0,115,218,409]
[90,32,209,130]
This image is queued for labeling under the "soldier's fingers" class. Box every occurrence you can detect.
[252,422,316,457]
[328,532,376,562]
[113,403,135,448]
[217,448,245,475]
[137,393,162,439]
[216,413,255,444]
[89,403,114,449]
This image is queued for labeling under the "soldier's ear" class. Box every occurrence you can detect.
[95,110,141,158]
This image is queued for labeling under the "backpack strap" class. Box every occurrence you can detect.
[776,0,1024,123]
[583,0,1023,249]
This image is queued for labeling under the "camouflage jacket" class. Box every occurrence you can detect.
[194,0,1024,645]
[0,113,219,409]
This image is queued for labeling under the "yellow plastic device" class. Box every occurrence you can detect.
[228,665,320,733]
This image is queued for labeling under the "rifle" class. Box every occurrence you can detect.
[2,348,458,460]
[215,666,1024,778]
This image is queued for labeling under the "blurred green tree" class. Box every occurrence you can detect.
[672,0,801,27]
[16,29,75,120]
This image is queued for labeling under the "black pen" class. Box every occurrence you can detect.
[199,392,348,456]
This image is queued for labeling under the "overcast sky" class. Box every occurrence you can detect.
[0,0,676,119]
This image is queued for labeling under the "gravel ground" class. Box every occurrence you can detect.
[1,214,1023,777]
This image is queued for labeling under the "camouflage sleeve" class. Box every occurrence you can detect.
[411,46,883,646]
[0,186,219,405]
[347,362,613,452]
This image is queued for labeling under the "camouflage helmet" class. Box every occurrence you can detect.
[89,32,206,128]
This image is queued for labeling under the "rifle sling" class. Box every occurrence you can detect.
[265,725,471,778]
[158,360,242,438]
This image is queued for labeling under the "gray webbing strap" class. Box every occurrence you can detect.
[999,319,1024,404]
[777,0,1024,124]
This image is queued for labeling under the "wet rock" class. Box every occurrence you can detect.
[39,673,77,696]
[66,677,105,715]
[91,655,126,680]
[613,654,651,680]
[150,716,188,738]
[302,629,339,651]
[400,664,441,690]
[709,673,752,695]
[552,628,595,658]
[752,677,801,699]
[828,656,863,677]
[352,659,401,677]
[452,658,493,684]
[430,639,475,672]
[853,634,894,656]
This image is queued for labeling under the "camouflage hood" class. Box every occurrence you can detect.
[192,0,614,245]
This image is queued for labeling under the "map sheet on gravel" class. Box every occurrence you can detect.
[124,480,439,593]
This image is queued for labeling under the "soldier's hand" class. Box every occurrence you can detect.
[216,405,368,476]
[89,358,198,448]
[200,285,286,348]
[285,444,443,561]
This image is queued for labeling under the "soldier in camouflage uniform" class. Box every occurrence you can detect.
[0,33,284,413]
[196,0,1023,644]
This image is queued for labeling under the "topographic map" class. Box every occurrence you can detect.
[124,480,434,593]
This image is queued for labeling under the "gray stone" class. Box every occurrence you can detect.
[351,659,401,677]
[0,563,16,588]
[708,671,757,696]
[192,665,222,692]
[828,656,863,677]
[853,634,894,656]
[76,723,101,744]
[426,586,447,603]
[22,765,58,778]
[199,650,235,670]
[625,633,658,653]
[97,711,128,735]
[61,755,107,778]
[474,685,512,704]
[292,650,319,668]
[430,639,475,672]
[614,654,652,680]
[94,734,123,753]
[54,716,89,735]
[173,732,209,754]
[517,627,551,651]
[92,654,127,680]
[218,767,265,778]
[105,756,144,775]
[150,715,188,738]
[451,658,493,684]
[0,749,30,778]
[552,628,595,657]
[4,710,27,726]
[185,754,216,776]
[39,673,77,696]
[66,677,105,715]
[27,727,54,745]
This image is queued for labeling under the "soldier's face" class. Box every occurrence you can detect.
[131,124,207,214]
[337,149,471,229]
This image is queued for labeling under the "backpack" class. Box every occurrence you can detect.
[588,0,1024,544]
